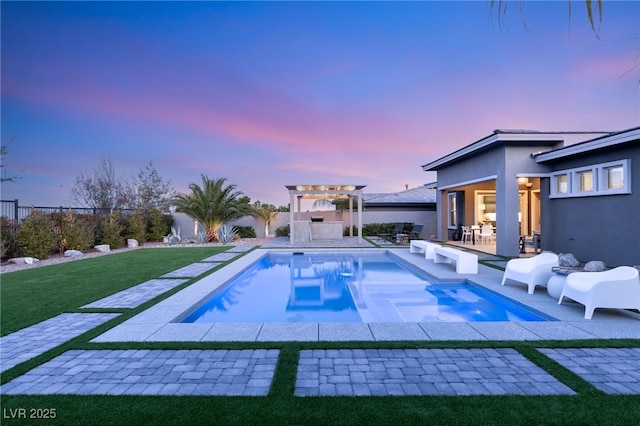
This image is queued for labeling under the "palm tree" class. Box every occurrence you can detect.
[491,0,603,37]
[171,175,253,242]
[253,203,277,237]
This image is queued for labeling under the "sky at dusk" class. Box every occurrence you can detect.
[1,1,638,208]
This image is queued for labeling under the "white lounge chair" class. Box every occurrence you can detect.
[558,266,640,319]
[500,252,559,294]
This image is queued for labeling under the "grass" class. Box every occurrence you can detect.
[1,247,640,425]
[1,247,228,335]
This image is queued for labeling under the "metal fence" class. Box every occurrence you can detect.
[1,199,137,223]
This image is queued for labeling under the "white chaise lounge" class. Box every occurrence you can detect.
[433,246,478,274]
[558,266,640,319]
[410,240,441,260]
[501,252,559,294]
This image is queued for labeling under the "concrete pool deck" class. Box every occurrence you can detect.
[91,247,640,343]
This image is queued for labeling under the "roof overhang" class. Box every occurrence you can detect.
[286,184,366,198]
[535,127,640,163]
[422,131,573,171]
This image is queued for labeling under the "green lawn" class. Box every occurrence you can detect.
[1,247,639,425]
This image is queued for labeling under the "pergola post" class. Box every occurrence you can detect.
[357,190,363,243]
[349,195,353,237]
[289,192,295,244]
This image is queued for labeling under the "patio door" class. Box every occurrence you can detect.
[475,191,496,226]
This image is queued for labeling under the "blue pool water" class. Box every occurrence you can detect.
[181,252,551,323]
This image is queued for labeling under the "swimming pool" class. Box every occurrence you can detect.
[180,252,551,323]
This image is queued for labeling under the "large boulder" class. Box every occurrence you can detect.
[127,239,139,248]
[64,250,84,258]
[583,260,607,272]
[94,244,111,253]
[559,253,580,268]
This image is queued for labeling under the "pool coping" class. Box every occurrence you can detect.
[91,248,640,343]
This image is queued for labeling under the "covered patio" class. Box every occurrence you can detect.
[286,185,366,245]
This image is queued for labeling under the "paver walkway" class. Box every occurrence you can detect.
[0,349,279,396]
[82,279,188,309]
[295,348,576,396]
[160,262,221,278]
[539,348,640,395]
[0,313,119,373]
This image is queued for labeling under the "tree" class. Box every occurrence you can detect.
[253,202,278,237]
[70,157,134,210]
[491,0,603,37]
[171,175,254,242]
[133,161,175,211]
[1,143,22,183]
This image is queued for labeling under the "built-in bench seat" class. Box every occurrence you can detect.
[433,246,478,274]
[410,240,441,260]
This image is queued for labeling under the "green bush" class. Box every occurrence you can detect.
[235,226,256,238]
[275,224,289,237]
[126,210,147,244]
[0,217,21,260]
[52,210,95,254]
[147,208,172,242]
[15,210,56,259]
[359,223,413,236]
[100,211,125,249]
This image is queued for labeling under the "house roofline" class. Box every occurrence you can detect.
[535,126,640,162]
[420,130,592,171]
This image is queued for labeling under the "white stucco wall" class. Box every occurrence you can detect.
[172,208,436,240]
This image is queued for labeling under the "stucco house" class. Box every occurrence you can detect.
[422,127,639,266]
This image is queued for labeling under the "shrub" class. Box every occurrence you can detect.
[147,208,172,242]
[166,226,182,245]
[16,210,56,259]
[100,211,125,249]
[359,223,413,236]
[235,226,256,238]
[0,217,21,260]
[275,224,289,237]
[126,210,147,244]
[52,210,95,254]
[217,224,237,244]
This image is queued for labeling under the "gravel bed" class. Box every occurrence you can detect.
[0,238,270,274]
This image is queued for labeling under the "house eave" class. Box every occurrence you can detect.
[535,127,640,163]
[421,131,567,171]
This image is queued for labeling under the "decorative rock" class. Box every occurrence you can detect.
[559,253,580,268]
[583,260,607,272]
[8,257,40,265]
[94,244,111,253]
[64,250,84,258]
[127,239,139,248]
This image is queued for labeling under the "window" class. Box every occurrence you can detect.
[577,169,594,192]
[550,159,631,198]
[604,165,624,189]
[555,174,569,194]
[448,193,457,228]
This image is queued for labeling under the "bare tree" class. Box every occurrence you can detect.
[70,157,133,209]
[133,161,175,211]
[1,142,23,183]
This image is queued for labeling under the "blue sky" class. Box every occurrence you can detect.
[1,1,638,208]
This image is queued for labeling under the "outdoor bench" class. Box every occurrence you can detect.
[433,246,478,274]
[410,240,441,260]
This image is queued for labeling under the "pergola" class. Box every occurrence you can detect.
[285,185,366,244]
